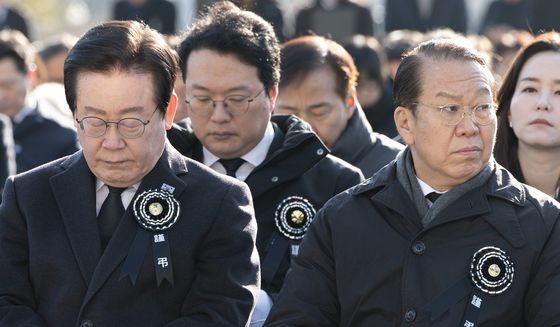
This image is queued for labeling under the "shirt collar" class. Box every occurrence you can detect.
[202,121,274,167]
[416,176,445,197]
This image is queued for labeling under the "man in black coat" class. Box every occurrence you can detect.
[0,20,259,326]
[275,35,403,178]
[0,30,79,173]
[166,2,364,325]
[266,38,560,326]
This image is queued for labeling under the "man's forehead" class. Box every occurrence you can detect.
[419,60,494,97]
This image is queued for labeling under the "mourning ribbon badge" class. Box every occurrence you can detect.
[120,186,180,287]
[461,246,514,327]
[425,246,514,326]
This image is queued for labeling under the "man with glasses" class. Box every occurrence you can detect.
[166,2,363,325]
[266,38,560,326]
[0,20,260,326]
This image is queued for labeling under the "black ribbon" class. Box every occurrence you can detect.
[261,231,303,286]
[425,275,472,321]
[261,232,290,285]
[119,228,174,287]
[460,289,485,327]
[119,228,150,285]
[152,232,174,286]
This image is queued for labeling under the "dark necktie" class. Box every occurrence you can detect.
[426,192,442,203]
[219,158,245,178]
[98,186,126,251]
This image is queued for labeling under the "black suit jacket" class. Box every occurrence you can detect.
[0,144,259,326]
[168,115,364,293]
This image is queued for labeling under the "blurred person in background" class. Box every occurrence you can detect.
[385,0,467,34]
[28,33,78,123]
[165,35,189,123]
[344,34,399,139]
[197,0,285,41]
[232,0,285,42]
[531,0,560,34]
[113,0,176,35]
[494,32,560,200]
[0,113,15,200]
[34,33,77,85]
[480,0,532,35]
[294,0,373,43]
[276,35,403,177]
[490,29,532,82]
[0,30,78,173]
[0,0,28,38]
[382,29,424,80]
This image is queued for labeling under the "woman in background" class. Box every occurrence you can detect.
[495,32,560,200]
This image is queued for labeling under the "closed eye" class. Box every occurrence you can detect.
[440,104,461,113]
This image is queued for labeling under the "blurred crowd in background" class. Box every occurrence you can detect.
[0,0,559,189]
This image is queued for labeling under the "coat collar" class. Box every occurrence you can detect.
[352,161,527,247]
[50,143,188,298]
[331,106,377,164]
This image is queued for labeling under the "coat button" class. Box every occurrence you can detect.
[316,148,324,155]
[411,241,426,255]
[80,320,94,327]
[271,176,279,182]
[404,308,417,322]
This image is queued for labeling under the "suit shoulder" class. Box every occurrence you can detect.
[11,155,69,186]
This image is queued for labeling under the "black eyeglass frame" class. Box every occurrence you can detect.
[75,107,160,139]
[185,88,265,117]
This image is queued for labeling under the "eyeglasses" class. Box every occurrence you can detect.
[185,89,265,117]
[75,107,159,139]
[412,102,497,126]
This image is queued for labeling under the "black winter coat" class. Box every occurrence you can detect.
[168,115,364,293]
[266,161,560,326]
[331,107,403,178]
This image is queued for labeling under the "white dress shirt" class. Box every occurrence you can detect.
[417,177,445,206]
[95,179,139,215]
[203,122,275,181]
[202,122,275,327]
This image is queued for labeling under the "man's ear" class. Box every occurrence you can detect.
[394,106,415,145]
[267,85,278,113]
[164,93,178,130]
[344,92,357,119]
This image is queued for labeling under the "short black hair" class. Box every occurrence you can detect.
[64,20,178,115]
[177,1,280,93]
[393,38,495,114]
[280,35,357,99]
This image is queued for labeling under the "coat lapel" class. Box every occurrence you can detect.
[83,144,188,304]
[50,151,100,285]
